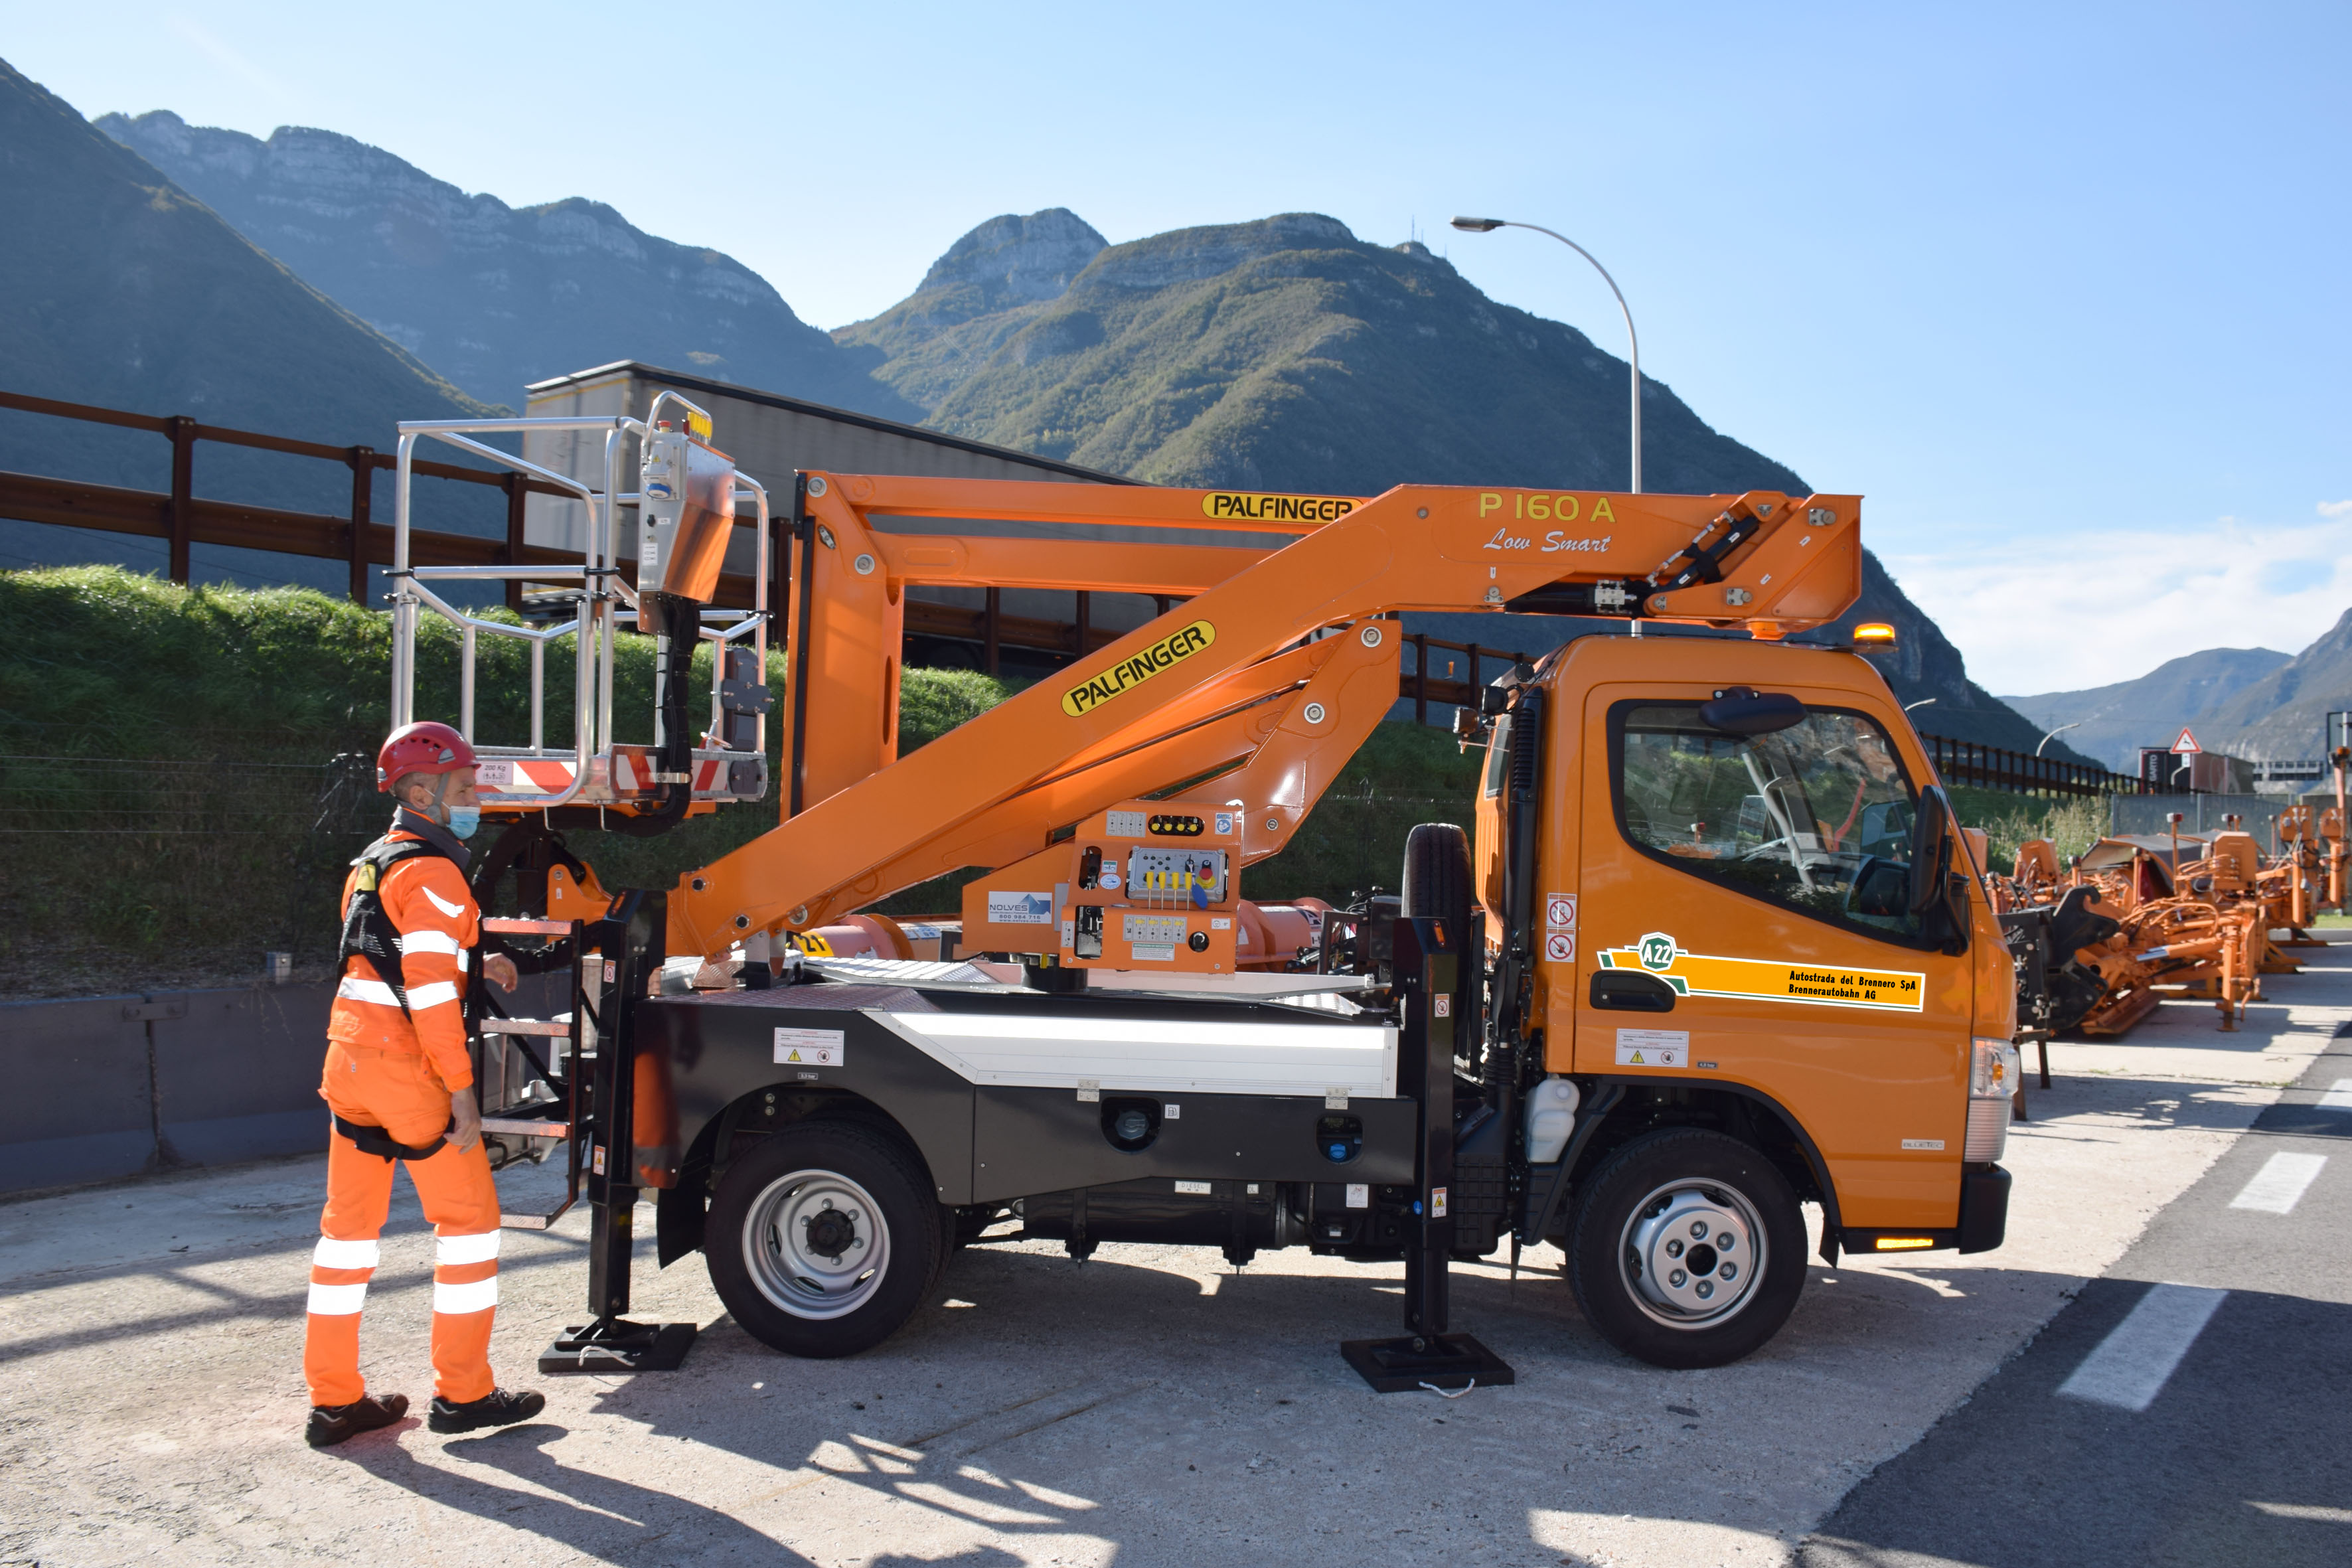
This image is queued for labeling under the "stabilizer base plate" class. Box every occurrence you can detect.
[539,1318,698,1374]
[1340,1332,1516,1393]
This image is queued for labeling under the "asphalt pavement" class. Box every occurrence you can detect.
[1802,1023,2352,1568]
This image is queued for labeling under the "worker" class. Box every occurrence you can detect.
[304,720,545,1449]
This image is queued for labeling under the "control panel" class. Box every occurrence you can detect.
[958,798,1246,971]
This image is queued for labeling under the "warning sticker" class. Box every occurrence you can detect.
[774,1028,846,1067]
[1544,931,1576,964]
[1545,893,1577,930]
[1615,1028,1689,1069]
[987,891,1055,926]
[1598,931,1925,1013]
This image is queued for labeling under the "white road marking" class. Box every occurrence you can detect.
[2250,1502,2352,1523]
[2317,1077,2352,1111]
[2055,1283,2229,1412]
[2229,1152,2328,1214]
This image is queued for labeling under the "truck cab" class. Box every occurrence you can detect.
[1470,633,2016,1364]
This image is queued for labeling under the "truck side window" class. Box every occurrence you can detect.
[1480,716,1512,799]
[1612,702,1927,946]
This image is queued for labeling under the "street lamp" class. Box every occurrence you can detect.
[2035,720,2082,757]
[1450,216,1642,493]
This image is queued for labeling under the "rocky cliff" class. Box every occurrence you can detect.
[98,110,917,419]
[0,61,495,588]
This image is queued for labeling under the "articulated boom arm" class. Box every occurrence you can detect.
[667,475,1861,956]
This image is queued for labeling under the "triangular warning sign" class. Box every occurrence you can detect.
[786,1049,803,1062]
[1629,1050,1647,1063]
[2171,728,2201,755]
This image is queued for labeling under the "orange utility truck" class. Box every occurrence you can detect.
[391,398,2019,1389]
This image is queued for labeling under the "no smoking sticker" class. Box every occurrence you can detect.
[1544,931,1576,963]
[1545,893,1577,929]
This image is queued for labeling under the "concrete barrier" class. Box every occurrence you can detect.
[0,981,336,1196]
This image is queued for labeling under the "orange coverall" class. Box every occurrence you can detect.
[304,826,503,1408]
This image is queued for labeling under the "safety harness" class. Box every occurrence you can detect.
[337,833,477,1016]
[333,828,476,1164]
[331,1113,452,1164]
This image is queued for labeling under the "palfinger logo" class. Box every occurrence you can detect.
[1061,621,1217,717]
[1199,492,1358,524]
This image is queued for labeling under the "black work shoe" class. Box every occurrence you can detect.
[428,1387,546,1434]
[306,1393,410,1449]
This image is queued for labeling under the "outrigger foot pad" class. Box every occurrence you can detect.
[539,1318,698,1374]
[1340,1332,1516,1393]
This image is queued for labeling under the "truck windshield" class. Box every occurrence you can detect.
[1612,702,1926,944]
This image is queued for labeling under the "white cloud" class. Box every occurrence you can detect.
[164,17,293,104]
[1883,501,2352,696]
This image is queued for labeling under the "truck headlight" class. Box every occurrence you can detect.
[1970,1037,2021,1099]
[1966,1037,2020,1161]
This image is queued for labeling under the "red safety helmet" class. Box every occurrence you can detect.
[376,721,479,793]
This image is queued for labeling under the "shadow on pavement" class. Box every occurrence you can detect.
[336,1421,823,1567]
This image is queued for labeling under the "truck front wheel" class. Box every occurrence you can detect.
[706,1121,943,1358]
[1566,1128,1806,1370]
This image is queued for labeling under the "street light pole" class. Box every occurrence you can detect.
[1450,216,1641,493]
[2035,721,2083,757]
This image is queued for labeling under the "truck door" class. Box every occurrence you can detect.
[1572,681,1972,1231]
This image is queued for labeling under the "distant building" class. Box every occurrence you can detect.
[2139,747,2256,794]
[2250,757,2326,795]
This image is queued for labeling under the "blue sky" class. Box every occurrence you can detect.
[11,1,2347,692]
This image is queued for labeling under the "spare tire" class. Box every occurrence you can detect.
[1401,823,1476,1050]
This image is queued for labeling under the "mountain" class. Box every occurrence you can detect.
[0,59,499,589]
[839,212,1809,495]
[98,110,918,420]
[2005,647,2294,772]
[2195,611,2352,762]
[843,210,2083,759]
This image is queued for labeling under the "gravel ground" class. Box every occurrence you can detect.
[2,949,2344,1567]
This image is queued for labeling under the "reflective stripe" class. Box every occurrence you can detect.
[336,976,402,1007]
[422,885,469,919]
[398,930,463,957]
[313,1237,380,1270]
[307,1281,368,1315]
[433,1276,499,1314]
[407,981,461,1010]
[435,1230,501,1267]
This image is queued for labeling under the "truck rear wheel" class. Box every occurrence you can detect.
[706,1121,943,1358]
[1565,1128,1806,1370]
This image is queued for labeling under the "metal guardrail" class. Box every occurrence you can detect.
[1923,732,2176,799]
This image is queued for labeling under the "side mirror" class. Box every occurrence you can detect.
[1699,688,1806,736]
[1909,787,1954,915]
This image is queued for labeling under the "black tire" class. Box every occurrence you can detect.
[706,1120,944,1358]
[1402,823,1477,1050]
[1400,822,1472,929]
[1565,1128,1807,1370]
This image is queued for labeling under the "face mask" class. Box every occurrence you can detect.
[445,805,482,841]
